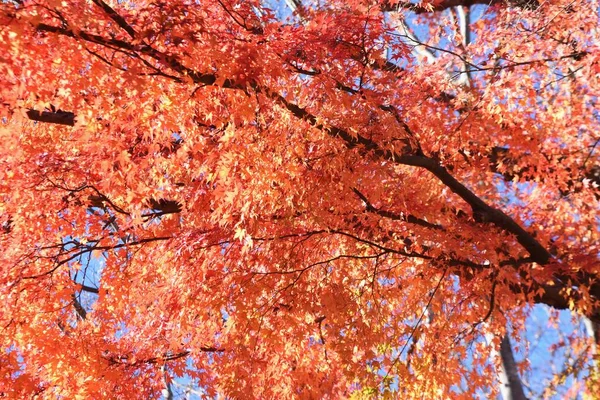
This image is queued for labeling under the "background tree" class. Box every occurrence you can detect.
[0,0,598,398]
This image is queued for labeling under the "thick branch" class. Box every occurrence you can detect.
[36,24,235,89]
[91,0,136,38]
[79,284,100,294]
[71,293,87,320]
[26,109,75,126]
[276,94,551,264]
[499,335,529,400]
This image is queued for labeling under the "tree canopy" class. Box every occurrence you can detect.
[0,0,599,398]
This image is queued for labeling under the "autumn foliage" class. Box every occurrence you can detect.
[0,0,599,398]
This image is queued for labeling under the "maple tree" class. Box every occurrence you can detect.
[0,0,599,397]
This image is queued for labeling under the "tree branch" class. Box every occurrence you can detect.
[91,0,136,39]
[352,187,444,230]
[21,236,172,280]
[29,23,551,264]
[380,0,537,13]
[26,109,75,126]
[79,284,100,294]
[489,146,600,195]
[275,93,551,264]
[27,22,582,311]
[499,335,530,400]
